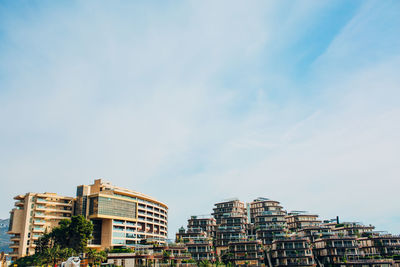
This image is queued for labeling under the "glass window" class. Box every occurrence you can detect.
[112,239,125,245]
[89,196,137,219]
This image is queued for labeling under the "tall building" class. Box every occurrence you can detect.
[250,198,288,245]
[212,199,248,248]
[249,198,285,223]
[74,179,168,249]
[7,193,74,261]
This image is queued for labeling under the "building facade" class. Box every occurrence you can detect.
[175,216,216,262]
[212,199,248,248]
[75,179,168,249]
[286,212,321,232]
[228,240,265,266]
[250,198,288,245]
[7,192,74,261]
[270,238,316,267]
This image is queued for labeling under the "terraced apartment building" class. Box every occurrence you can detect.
[7,192,74,261]
[176,197,400,266]
[212,199,248,247]
[250,198,288,245]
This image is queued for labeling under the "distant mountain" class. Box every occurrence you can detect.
[0,219,11,253]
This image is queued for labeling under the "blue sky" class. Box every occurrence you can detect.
[1,0,399,237]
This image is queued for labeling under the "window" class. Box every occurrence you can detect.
[90,197,137,219]
[113,232,125,238]
[112,239,125,245]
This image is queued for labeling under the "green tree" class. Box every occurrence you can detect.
[35,233,51,254]
[68,215,93,253]
[86,248,107,266]
[199,259,210,266]
[221,252,234,266]
[14,215,93,267]
[51,215,93,253]
[162,250,171,263]
[14,254,44,267]
[59,247,75,261]
[41,245,63,266]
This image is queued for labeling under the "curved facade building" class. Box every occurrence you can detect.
[75,179,168,249]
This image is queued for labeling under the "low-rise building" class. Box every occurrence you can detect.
[107,244,193,266]
[297,225,333,242]
[359,234,400,258]
[332,222,375,237]
[228,240,265,266]
[286,212,321,232]
[187,216,216,239]
[314,236,361,265]
[270,237,316,266]
[176,227,215,262]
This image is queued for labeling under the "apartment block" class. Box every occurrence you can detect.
[250,198,288,245]
[212,199,248,247]
[270,238,316,267]
[187,216,216,239]
[176,227,215,262]
[228,240,265,266]
[286,211,321,232]
[359,234,400,258]
[332,222,375,237]
[250,198,285,223]
[175,215,216,262]
[75,179,168,249]
[176,197,400,266]
[7,192,74,261]
[296,225,333,242]
[314,236,361,265]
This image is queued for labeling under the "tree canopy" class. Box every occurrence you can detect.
[51,215,93,253]
[17,215,94,267]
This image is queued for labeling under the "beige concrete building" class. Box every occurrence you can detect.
[7,192,74,261]
[271,237,316,266]
[250,198,288,245]
[212,199,248,247]
[286,211,321,232]
[74,179,168,249]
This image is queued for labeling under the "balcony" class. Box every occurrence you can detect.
[33,220,46,225]
[325,243,357,248]
[34,213,46,218]
[9,251,19,256]
[43,214,72,220]
[49,201,72,206]
[15,201,25,207]
[44,208,72,213]
[10,237,20,242]
[10,243,19,248]
[33,227,45,233]
[35,198,48,204]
